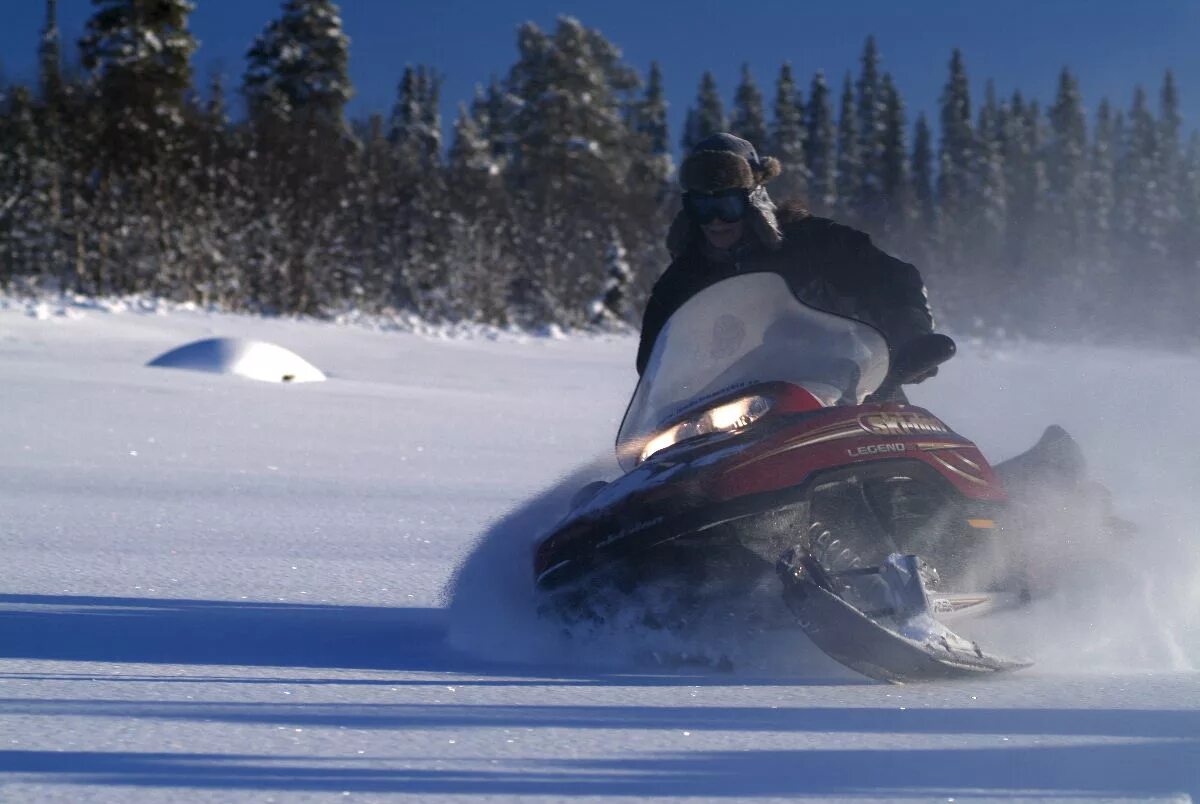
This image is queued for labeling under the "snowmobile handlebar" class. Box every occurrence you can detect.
[888,333,957,386]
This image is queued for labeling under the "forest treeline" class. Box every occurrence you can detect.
[1,0,1197,342]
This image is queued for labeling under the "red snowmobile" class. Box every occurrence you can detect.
[534,273,1100,682]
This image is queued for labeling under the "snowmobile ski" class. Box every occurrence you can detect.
[777,552,1031,683]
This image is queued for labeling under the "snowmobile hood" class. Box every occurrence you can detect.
[617,273,890,471]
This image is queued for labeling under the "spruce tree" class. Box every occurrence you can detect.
[682,71,725,152]
[855,36,885,229]
[1115,86,1161,257]
[1047,68,1088,252]
[449,102,495,179]
[973,80,1007,273]
[1158,70,1184,263]
[910,112,935,242]
[39,0,63,103]
[730,64,767,151]
[629,61,673,194]
[878,73,909,238]
[389,65,442,169]
[936,49,975,265]
[770,63,808,201]
[835,72,860,223]
[804,70,836,213]
[79,0,197,161]
[243,0,352,130]
[1088,99,1116,270]
[505,18,637,197]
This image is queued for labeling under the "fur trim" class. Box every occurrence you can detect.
[680,150,755,192]
[755,156,782,185]
[775,199,812,227]
[746,185,783,250]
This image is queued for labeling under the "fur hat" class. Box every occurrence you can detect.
[678,133,783,193]
[668,133,784,258]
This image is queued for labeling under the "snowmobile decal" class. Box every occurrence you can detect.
[858,411,949,437]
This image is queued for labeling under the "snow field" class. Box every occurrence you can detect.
[0,300,1197,801]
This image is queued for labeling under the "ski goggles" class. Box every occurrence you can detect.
[682,189,749,224]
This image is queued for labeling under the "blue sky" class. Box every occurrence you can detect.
[2,0,1196,151]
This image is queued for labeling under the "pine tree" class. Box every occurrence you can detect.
[243,0,352,130]
[627,61,673,196]
[878,73,909,238]
[973,80,1006,275]
[505,18,637,198]
[1001,93,1050,291]
[854,36,885,230]
[1115,86,1161,258]
[389,65,442,168]
[835,72,860,223]
[770,63,808,201]
[79,0,197,160]
[1047,68,1088,253]
[936,49,975,265]
[730,64,767,151]
[449,101,496,180]
[910,112,935,242]
[1087,99,1117,270]
[588,232,634,325]
[804,70,836,214]
[1158,70,1185,264]
[39,0,63,103]
[682,71,725,152]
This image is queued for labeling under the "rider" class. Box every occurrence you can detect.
[637,133,936,390]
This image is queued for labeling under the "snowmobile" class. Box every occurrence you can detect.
[533,272,1106,683]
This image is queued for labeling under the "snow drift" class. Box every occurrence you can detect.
[147,337,326,383]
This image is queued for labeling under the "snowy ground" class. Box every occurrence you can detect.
[1,298,1197,802]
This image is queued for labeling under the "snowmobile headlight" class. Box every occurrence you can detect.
[640,394,772,463]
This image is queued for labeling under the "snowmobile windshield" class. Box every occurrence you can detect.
[616,272,890,470]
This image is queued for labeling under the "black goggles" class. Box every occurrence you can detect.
[682,190,749,224]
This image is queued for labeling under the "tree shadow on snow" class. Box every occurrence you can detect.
[0,739,1194,798]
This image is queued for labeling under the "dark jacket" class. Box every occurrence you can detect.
[636,206,934,376]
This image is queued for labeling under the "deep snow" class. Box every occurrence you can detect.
[0,298,1197,801]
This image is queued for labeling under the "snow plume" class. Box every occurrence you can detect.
[444,454,850,678]
[918,341,1200,675]
[449,339,1200,680]
[444,456,616,664]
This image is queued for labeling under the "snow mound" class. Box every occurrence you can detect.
[147,337,326,383]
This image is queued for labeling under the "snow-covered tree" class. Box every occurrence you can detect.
[878,73,909,238]
[1087,98,1117,268]
[1047,68,1088,253]
[628,61,673,194]
[1115,86,1162,258]
[80,0,197,162]
[1157,70,1185,264]
[449,101,497,180]
[910,112,935,243]
[505,17,637,199]
[243,0,352,130]
[854,36,885,229]
[804,70,837,214]
[972,80,1007,273]
[389,65,442,169]
[588,232,634,326]
[730,64,767,151]
[682,71,725,152]
[770,62,809,202]
[936,49,975,263]
[835,72,860,223]
[39,0,63,103]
